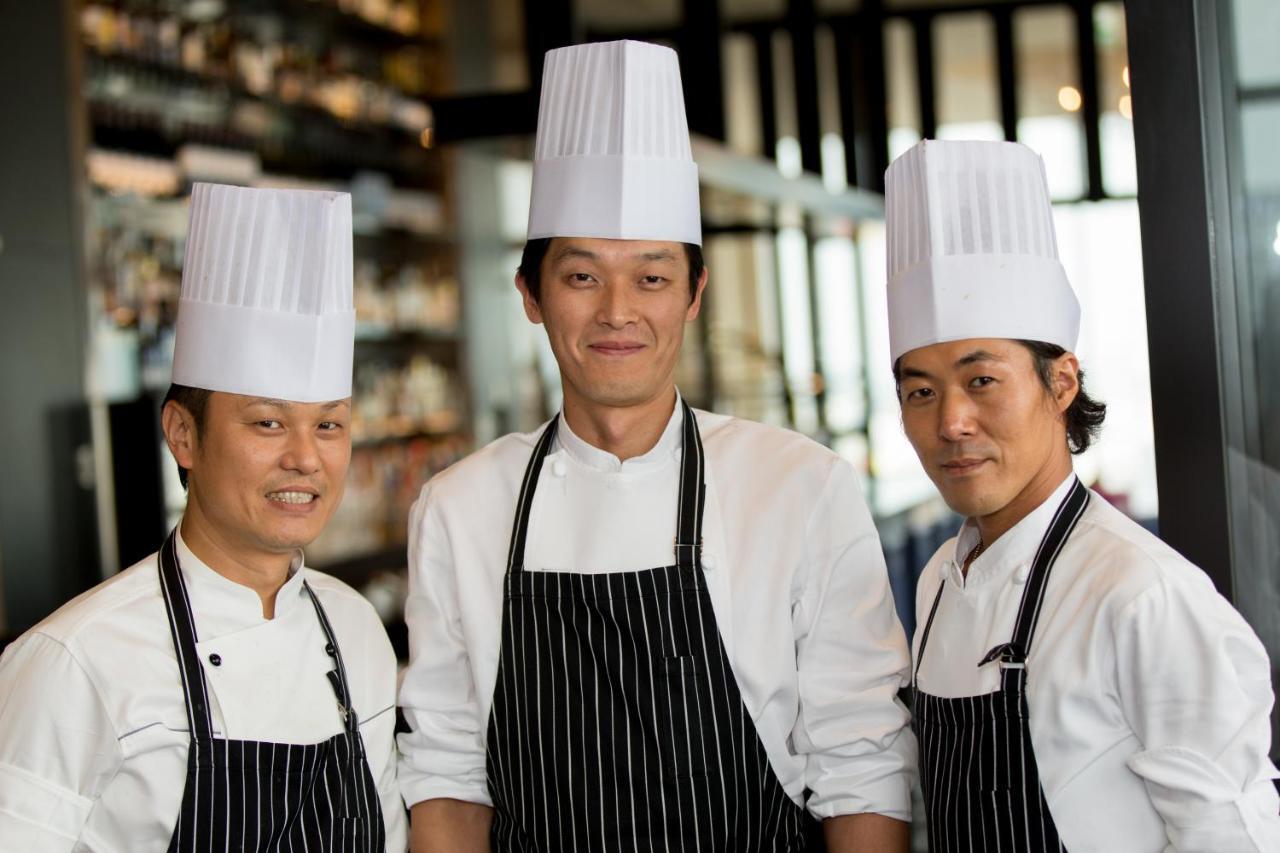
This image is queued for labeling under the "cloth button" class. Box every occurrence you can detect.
[702,552,717,570]
[208,653,222,667]
[551,459,567,477]
[325,643,336,657]
[1013,565,1030,585]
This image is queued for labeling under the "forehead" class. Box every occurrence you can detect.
[899,338,1030,374]
[213,392,351,413]
[546,237,684,265]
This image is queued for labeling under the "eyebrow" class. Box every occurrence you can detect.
[900,349,1004,380]
[550,247,679,264]
[242,398,348,411]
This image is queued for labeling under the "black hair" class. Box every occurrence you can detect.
[892,339,1107,454]
[161,384,213,489]
[517,238,705,303]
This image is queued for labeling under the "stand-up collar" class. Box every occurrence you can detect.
[175,524,308,638]
[945,473,1078,589]
[554,391,685,474]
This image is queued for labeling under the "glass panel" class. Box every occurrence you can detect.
[814,236,864,433]
[1095,2,1137,195]
[1015,5,1087,200]
[934,13,1002,141]
[723,33,764,158]
[885,18,921,159]
[1225,0,1280,758]
[777,225,820,434]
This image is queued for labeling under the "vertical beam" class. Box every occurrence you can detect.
[680,0,725,142]
[1125,0,1234,594]
[523,0,576,91]
[914,14,938,140]
[787,0,823,175]
[994,7,1019,142]
[0,0,93,631]
[833,18,860,185]
[753,28,778,159]
[1074,0,1104,199]
[844,3,891,192]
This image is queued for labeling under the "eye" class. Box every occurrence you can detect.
[317,421,343,432]
[257,420,282,430]
[905,387,934,402]
[641,275,668,286]
[567,272,596,286]
[970,376,996,388]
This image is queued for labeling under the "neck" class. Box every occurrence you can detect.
[180,495,294,619]
[974,451,1074,551]
[561,385,678,462]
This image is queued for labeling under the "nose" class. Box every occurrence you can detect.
[937,390,977,443]
[596,280,638,329]
[280,429,322,476]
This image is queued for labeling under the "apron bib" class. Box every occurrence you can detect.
[485,401,808,851]
[157,531,386,852]
[912,478,1090,853]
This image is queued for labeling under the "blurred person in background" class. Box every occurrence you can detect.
[0,184,406,851]
[888,139,1280,852]
[397,40,915,852]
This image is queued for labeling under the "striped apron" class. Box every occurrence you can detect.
[485,401,808,851]
[912,477,1089,853]
[157,531,386,852]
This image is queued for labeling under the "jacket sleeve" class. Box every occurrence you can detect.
[1114,571,1280,851]
[396,482,493,809]
[0,632,123,849]
[790,458,917,821]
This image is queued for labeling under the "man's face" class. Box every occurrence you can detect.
[517,237,706,412]
[175,393,352,556]
[897,338,1074,519]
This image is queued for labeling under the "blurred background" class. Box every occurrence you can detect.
[0,0,1276,774]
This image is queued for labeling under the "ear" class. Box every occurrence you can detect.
[161,400,198,475]
[1051,352,1081,414]
[515,271,544,325]
[685,265,709,322]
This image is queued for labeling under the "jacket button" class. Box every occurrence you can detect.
[701,552,717,570]
[208,653,222,667]
[325,643,336,657]
[551,459,567,477]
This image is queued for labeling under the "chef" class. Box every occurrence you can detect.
[886,139,1280,851]
[398,40,914,851]
[0,183,407,850]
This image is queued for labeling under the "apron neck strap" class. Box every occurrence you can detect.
[505,399,707,575]
[980,476,1091,670]
[157,529,216,740]
[303,580,360,733]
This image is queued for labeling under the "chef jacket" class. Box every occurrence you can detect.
[913,473,1280,852]
[398,399,916,820]
[0,529,408,851]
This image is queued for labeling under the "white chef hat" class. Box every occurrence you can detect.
[885,140,1080,363]
[527,39,701,246]
[172,183,355,402]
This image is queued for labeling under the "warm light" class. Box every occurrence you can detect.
[419,128,434,149]
[1122,65,1130,88]
[1119,94,1133,120]
[1058,85,1083,112]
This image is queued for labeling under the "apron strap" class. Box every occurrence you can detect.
[303,580,360,734]
[980,477,1091,671]
[504,398,707,576]
[912,579,947,689]
[157,529,216,740]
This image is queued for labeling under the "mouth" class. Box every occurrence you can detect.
[265,489,320,507]
[587,341,646,357]
[939,458,989,477]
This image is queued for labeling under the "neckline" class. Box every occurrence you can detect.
[554,391,684,474]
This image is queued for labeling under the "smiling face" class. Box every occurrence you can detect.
[164,392,352,559]
[517,237,707,415]
[897,338,1078,525]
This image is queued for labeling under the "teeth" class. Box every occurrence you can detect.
[267,491,316,504]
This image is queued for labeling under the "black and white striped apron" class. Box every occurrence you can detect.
[912,477,1089,853]
[157,530,386,852]
[484,401,808,851]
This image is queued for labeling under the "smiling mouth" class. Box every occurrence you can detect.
[266,491,318,505]
[940,459,988,475]
[588,343,646,356]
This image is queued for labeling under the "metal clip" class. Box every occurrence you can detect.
[337,700,349,722]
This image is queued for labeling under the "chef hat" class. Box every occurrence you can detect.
[527,39,701,246]
[172,183,355,402]
[885,140,1080,363]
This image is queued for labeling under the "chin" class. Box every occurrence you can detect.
[933,477,1003,519]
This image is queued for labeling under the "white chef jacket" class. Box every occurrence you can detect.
[913,473,1280,852]
[398,399,916,820]
[0,529,408,852]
